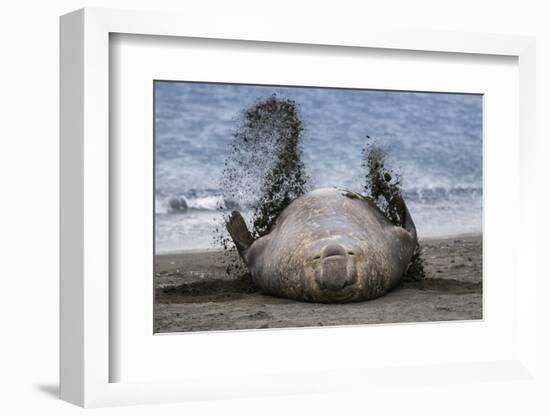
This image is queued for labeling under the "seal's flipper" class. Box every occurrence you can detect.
[391,196,417,240]
[390,196,425,281]
[226,211,254,260]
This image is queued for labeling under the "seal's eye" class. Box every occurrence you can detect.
[347,251,355,255]
[313,255,321,260]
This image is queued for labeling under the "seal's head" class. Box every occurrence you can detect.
[269,224,395,303]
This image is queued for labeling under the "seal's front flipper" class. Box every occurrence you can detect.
[389,196,425,281]
[226,211,254,260]
[391,195,416,239]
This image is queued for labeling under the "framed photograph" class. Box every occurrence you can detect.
[152,80,483,334]
[60,8,537,407]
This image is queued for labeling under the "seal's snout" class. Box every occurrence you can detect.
[322,244,347,258]
[314,244,358,291]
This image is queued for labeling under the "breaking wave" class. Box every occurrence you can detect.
[155,191,243,215]
[155,186,482,214]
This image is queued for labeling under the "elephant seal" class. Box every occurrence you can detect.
[226,187,418,303]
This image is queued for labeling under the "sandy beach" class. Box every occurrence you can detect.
[154,234,482,333]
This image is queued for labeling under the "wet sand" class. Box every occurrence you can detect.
[154,234,482,333]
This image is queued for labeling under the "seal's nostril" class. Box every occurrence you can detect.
[313,255,321,260]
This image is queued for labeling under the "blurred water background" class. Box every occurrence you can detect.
[155,82,482,253]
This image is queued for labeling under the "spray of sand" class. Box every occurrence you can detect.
[362,136,425,281]
[214,94,308,277]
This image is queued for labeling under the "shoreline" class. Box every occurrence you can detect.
[154,233,482,332]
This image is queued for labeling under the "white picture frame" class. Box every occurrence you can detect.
[60,8,537,408]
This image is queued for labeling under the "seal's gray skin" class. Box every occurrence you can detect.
[226,187,418,303]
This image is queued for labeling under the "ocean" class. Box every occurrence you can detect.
[155,81,482,253]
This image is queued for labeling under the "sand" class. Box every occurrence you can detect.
[154,234,482,333]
